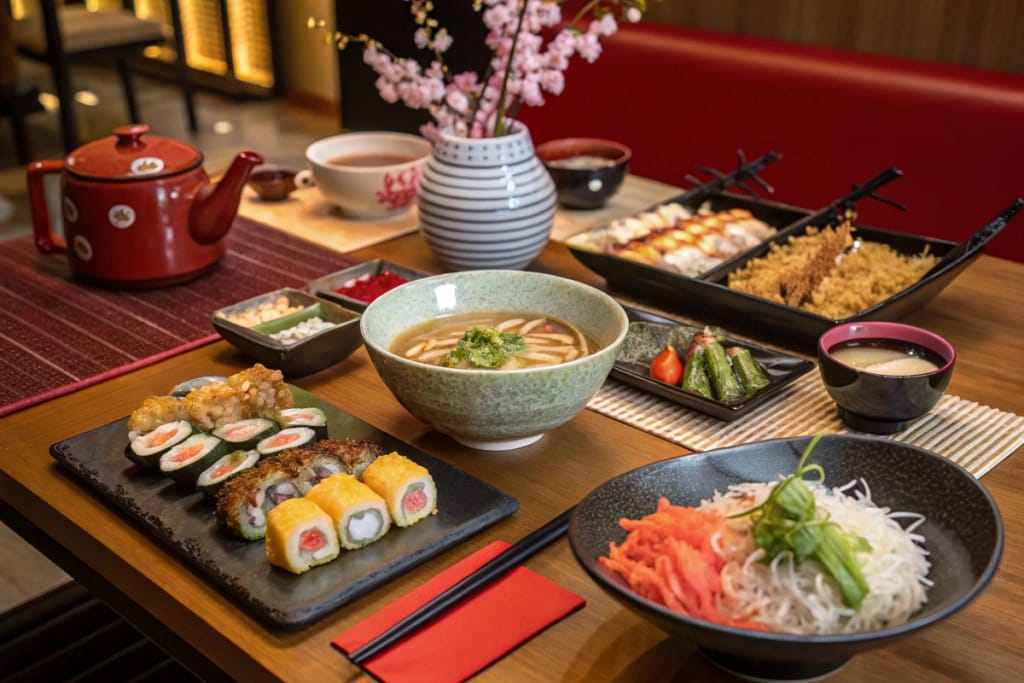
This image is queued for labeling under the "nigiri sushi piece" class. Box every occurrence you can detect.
[305,473,391,549]
[265,498,339,574]
[361,452,437,528]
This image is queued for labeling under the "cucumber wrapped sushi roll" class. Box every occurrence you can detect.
[196,449,261,497]
[126,419,197,468]
[305,473,392,549]
[265,498,340,574]
[212,418,279,452]
[159,434,227,484]
[277,407,328,440]
[256,426,318,457]
[215,460,302,540]
[361,452,437,528]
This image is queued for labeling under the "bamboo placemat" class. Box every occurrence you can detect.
[587,372,1024,478]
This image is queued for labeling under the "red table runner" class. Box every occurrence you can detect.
[0,217,356,417]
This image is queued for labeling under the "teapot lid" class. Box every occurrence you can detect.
[65,124,202,180]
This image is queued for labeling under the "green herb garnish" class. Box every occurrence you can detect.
[732,434,872,609]
[444,326,528,369]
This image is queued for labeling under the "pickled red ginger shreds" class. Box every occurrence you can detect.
[600,499,769,631]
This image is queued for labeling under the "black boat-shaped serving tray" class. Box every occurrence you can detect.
[612,307,815,421]
[49,386,520,630]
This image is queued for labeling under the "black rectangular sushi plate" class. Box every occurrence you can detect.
[569,191,980,348]
[49,387,520,631]
[612,307,815,421]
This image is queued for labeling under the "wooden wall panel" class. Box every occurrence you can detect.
[644,0,1024,73]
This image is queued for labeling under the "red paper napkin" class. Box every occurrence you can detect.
[333,540,585,683]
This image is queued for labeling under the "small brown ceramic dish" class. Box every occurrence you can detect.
[818,321,955,434]
[212,288,362,377]
[247,167,298,201]
[536,137,631,209]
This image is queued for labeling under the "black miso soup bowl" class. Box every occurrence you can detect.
[536,137,631,209]
[818,321,956,434]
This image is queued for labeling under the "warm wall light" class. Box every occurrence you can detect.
[74,91,100,107]
[213,120,234,134]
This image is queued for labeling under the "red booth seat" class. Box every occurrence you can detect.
[519,23,1024,263]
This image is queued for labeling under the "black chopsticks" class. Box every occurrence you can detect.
[347,507,574,666]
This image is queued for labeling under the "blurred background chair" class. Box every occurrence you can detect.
[10,0,196,152]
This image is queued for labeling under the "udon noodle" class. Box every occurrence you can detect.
[698,479,931,635]
[394,312,592,369]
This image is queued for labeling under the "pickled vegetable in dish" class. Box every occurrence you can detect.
[394,312,596,369]
[601,436,931,635]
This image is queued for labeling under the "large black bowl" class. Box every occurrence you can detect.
[569,435,1003,681]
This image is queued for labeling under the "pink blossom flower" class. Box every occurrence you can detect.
[316,0,650,138]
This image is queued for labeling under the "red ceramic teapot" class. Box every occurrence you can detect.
[28,124,263,288]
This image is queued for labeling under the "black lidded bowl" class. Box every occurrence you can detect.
[817,321,955,434]
[569,434,1003,681]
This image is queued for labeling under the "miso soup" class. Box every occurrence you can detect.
[828,338,945,376]
[393,312,598,370]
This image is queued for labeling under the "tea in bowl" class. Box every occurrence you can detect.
[818,321,956,433]
[297,132,432,218]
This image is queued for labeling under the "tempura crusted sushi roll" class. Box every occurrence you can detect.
[212,417,279,451]
[184,382,250,431]
[313,438,385,479]
[215,459,301,540]
[127,395,188,439]
[305,473,392,549]
[126,419,196,468]
[277,407,328,440]
[196,449,261,497]
[159,434,226,484]
[361,451,437,527]
[265,498,340,574]
[228,363,294,419]
[278,448,349,495]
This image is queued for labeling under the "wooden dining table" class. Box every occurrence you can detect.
[1,175,1022,682]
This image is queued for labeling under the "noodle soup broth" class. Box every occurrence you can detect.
[392,311,599,370]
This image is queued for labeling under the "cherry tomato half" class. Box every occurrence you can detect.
[649,345,683,385]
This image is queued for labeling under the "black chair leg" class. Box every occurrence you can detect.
[39,0,79,151]
[116,56,141,124]
[169,0,197,132]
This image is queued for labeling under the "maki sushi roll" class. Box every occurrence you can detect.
[215,459,302,540]
[361,451,437,528]
[256,427,318,457]
[305,473,392,550]
[265,498,340,574]
[278,448,349,495]
[159,434,227,484]
[126,419,196,468]
[212,418,279,452]
[277,407,328,440]
[196,449,261,497]
[313,438,385,479]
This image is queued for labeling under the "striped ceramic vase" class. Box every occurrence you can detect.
[417,123,556,270]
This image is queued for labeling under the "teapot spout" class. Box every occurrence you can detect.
[189,150,264,244]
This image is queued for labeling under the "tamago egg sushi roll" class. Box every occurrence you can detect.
[265,498,340,574]
[305,473,392,549]
[361,452,437,527]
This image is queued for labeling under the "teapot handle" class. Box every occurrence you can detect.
[27,160,67,254]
